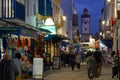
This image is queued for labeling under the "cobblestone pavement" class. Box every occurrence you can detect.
[43,65,119,80]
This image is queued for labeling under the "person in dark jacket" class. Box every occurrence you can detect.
[13,53,22,80]
[0,53,19,80]
[69,53,76,71]
[111,51,118,78]
[86,52,99,80]
[93,49,102,76]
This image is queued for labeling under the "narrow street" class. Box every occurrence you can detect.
[43,65,117,80]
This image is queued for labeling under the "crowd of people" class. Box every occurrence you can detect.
[0,48,119,80]
[0,52,33,80]
[60,48,119,80]
[86,49,102,79]
[60,51,81,71]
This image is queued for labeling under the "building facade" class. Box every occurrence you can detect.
[60,0,74,40]
[100,0,117,51]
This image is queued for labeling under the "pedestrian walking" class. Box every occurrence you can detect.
[69,53,76,71]
[93,49,102,76]
[111,51,118,78]
[75,53,81,71]
[80,51,84,63]
[86,52,98,80]
[13,53,22,80]
[0,53,19,80]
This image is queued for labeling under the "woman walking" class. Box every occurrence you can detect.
[86,52,98,80]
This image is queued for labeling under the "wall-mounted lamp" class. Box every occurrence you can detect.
[100,32,102,36]
[62,16,66,21]
[106,0,111,3]
[102,20,105,25]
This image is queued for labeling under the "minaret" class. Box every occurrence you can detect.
[72,2,79,43]
[81,8,90,42]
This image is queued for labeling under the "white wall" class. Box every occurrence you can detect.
[25,0,38,27]
[60,0,73,40]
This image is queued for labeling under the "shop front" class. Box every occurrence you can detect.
[44,34,70,69]
[0,26,39,79]
[0,26,37,53]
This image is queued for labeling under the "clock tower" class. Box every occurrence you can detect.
[81,8,90,42]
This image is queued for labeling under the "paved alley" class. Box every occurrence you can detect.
[43,65,118,80]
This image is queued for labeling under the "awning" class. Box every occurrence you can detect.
[44,34,70,43]
[0,19,52,37]
[36,27,52,34]
[44,34,55,41]
[101,39,113,48]
[61,41,70,47]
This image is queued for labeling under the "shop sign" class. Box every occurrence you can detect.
[0,27,20,35]
[0,27,37,38]
[21,27,37,38]
[40,26,56,34]
[103,26,111,31]
[33,58,43,79]
[53,56,60,69]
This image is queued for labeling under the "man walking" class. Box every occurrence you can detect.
[93,49,102,76]
[69,53,76,71]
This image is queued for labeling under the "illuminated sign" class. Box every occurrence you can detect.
[0,27,20,35]
[40,26,56,34]
[0,27,37,38]
[44,18,54,26]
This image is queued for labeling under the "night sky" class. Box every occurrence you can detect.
[74,0,104,35]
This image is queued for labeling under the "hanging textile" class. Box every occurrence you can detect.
[25,38,28,46]
[17,36,22,48]
[2,36,8,52]
[28,38,31,47]
[22,38,26,47]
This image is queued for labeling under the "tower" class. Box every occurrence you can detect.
[81,8,90,42]
[72,1,79,43]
